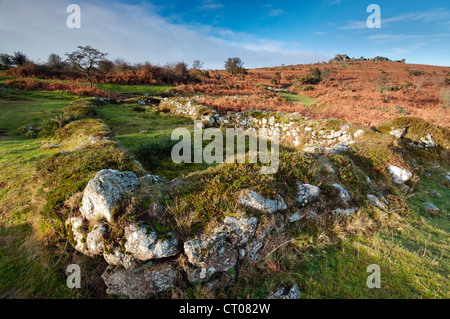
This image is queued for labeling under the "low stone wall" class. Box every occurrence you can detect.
[160,97,362,152]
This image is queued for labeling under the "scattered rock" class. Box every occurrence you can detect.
[420,134,436,148]
[80,169,139,223]
[353,129,365,138]
[367,194,386,209]
[387,165,413,184]
[268,284,301,299]
[422,202,440,215]
[429,190,442,198]
[296,182,321,207]
[288,211,303,223]
[303,145,325,153]
[139,174,167,184]
[102,262,179,299]
[443,172,450,182]
[332,183,351,203]
[390,128,407,139]
[239,190,287,213]
[332,207,359,216]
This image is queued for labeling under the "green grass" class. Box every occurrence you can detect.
[0,224,84,298]
[280,93,317,106]
[0,88,82,297]
[96,83,174,95]
[95,103,216,180]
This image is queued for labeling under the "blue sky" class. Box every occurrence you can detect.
[0,0,449,68]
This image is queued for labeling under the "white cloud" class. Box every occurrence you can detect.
[267,9,285,17]
[0,0,329,69]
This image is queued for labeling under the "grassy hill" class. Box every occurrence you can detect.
[0,67,448,298]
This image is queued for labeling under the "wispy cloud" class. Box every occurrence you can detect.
[368,33,450,43]
[0,0,329,69]
[262,4,285,17]
[268,9,285,17]
[337,8,450,30]
[199,0,224,11]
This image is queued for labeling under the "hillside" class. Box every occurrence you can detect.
[0,59,449,300]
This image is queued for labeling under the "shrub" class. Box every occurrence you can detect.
[224,57,246,75]
[298,68,322,85]
[408,70,424,76]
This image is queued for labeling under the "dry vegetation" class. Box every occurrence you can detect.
[175,61,450,127]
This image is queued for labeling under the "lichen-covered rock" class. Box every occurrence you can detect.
[268,284,301,299]
[296,183,321,207]
[244,239,264,261]
[332,183,351,203]
[184,232,238,282]
[390,128,406,139]
[220,214,258,246]
[80,169,139,223]
[288,211,303,223]
[103,247,140,270]
[101,262,179,299]
[86,222,107,256]
[239,189,287,213]
[367,194,387,209]
[353,129,365,138]
[387,165,412,184]
[66,217,89,255]
[332,207,359,216]
[420,134,436,148]
[124,223,179,261]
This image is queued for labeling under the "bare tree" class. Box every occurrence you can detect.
[65,45,107,87]
[192,60,204,70]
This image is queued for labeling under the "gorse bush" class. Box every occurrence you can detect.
[298,68,322,85]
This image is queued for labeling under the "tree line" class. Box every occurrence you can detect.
[0,46,247,86]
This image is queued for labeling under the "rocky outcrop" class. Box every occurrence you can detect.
[328,54,402,64]
[101,262,180,299]
[80,169,139,223]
